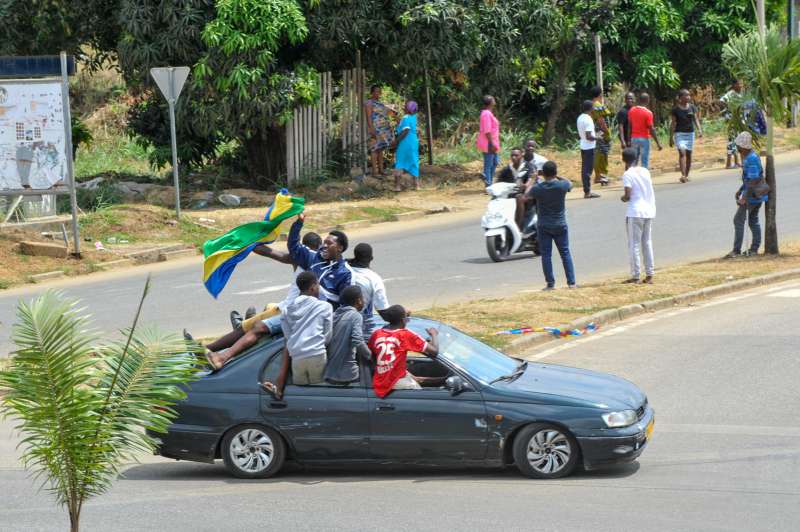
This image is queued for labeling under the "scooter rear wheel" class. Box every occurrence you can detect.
[486,229,512,262]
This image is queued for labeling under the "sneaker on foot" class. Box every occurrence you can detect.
[542,286,555,291]
[183,329,195,342]
[723,251,740,259]
[623,278,641,284]
[643,276,654,284]
[584,192,601,199]
[567,284,579,289]
[230,310,243,330]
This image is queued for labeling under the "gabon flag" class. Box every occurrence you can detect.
[202,190,305,298]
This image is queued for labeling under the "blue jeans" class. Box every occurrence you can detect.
[482,152,499,186]
[733,203,762,253]
[538,225,576,287]
[631,138,651,169]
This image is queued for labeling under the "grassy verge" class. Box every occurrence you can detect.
[421,241,800,350]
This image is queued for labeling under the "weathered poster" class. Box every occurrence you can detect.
[0,81,68,191]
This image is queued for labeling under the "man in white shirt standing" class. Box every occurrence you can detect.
[620,147,656,284]
[347,243,390,337]
[577,100,600,199]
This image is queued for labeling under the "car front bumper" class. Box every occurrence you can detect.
[577,408,654,470]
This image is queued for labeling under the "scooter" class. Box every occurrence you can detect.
[482,181,539,262]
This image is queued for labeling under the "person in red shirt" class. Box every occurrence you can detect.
[627,93,663,170]
[368,305,439,398]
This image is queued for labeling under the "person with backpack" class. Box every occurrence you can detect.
[724,132,769,258]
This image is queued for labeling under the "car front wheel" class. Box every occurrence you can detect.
[221,424,286,479]
[513,423,579,479]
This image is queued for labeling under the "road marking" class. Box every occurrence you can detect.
[233,284,290,296]
[525,281,800,361]
[383,276,415,283]
[767,288,800,298]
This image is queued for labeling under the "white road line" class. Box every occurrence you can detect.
[233,284,290,296]
[383,276,415,283]
[525,280,800,361]
[767,288,800,298]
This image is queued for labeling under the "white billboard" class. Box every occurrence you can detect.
[0,79,68,191]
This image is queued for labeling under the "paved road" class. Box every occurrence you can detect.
[2,154,800,354]
[1,279,798,531]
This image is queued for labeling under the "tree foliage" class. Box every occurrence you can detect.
[0,281,199,531]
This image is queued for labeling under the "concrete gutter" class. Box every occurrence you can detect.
[505,267,800,355]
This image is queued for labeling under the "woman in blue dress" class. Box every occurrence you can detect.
[393,100,420,192]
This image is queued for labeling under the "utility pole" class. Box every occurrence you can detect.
[594,33,604,93]
[756,0,766,36]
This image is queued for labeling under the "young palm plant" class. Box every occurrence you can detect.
[0,277,199,531]
[722,26,800,254]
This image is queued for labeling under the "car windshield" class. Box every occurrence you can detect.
[409,321,519,385]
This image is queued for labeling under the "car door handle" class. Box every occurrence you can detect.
[269,401,287,409]
[375,403,395,412]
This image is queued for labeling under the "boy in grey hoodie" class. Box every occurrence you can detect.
[262,271,332,398]
[324,285,372,385]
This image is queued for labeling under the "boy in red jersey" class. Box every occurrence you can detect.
[368,305,439,398]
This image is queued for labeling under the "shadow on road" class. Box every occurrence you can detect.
[120,460,640,485]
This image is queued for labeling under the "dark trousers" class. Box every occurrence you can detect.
[733,203,762,253]
[580,149,594,195]
[538,224,576,287]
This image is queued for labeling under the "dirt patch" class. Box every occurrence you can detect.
[421,241,800,350]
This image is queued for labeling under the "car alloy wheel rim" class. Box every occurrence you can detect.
[230,428,274,473]
[526,429,571,474]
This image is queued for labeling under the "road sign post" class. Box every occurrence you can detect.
[150,66,190,219]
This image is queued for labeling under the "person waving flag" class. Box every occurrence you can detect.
[202,190,305,297]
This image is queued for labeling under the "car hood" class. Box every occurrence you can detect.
[490,362,646,410]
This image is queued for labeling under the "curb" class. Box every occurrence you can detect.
[28,270,66,283]
[506,267,800,355]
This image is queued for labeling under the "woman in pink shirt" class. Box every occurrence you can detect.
[477,95,501,186]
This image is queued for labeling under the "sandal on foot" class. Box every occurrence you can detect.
[260,381,282,400]
[204,352,223,371]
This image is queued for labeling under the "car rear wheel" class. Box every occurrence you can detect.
[513,423,579,479]
[221,424,285,479]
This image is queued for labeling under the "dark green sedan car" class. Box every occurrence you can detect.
[153,318,654,479]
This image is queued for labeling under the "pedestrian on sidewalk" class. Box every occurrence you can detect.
[392,100,420,192]
[365,85,395,178]
[725,132,769,258]
[720,79,744,169]
[628,93,663,169]
[526,161,577,290]
[620,147,656,284]
[577,100,600,199]
[590,86,611,187]
[477,95,501,187]
[617,92,635,149]
[670,89,703,183]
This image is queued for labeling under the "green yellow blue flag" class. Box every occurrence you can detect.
[203,190,305,297]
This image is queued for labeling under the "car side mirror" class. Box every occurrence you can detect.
[445,375,471,395]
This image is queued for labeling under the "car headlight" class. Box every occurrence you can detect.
[602,410,637,428]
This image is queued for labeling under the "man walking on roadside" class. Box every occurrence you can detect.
[620,147,656,284]
[577,100,600,199]
[628,93,663,169]
[526,161,577,290]
[616,92,635,149]
[725,132,768,258]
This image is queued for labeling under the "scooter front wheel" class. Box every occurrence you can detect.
[486,229,512,262]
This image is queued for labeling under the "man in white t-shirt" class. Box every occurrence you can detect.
[620,147,656,284]
[347,243,390,337]
[577,100,600,199]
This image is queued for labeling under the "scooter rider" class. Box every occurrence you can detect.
[494,147,529,229]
